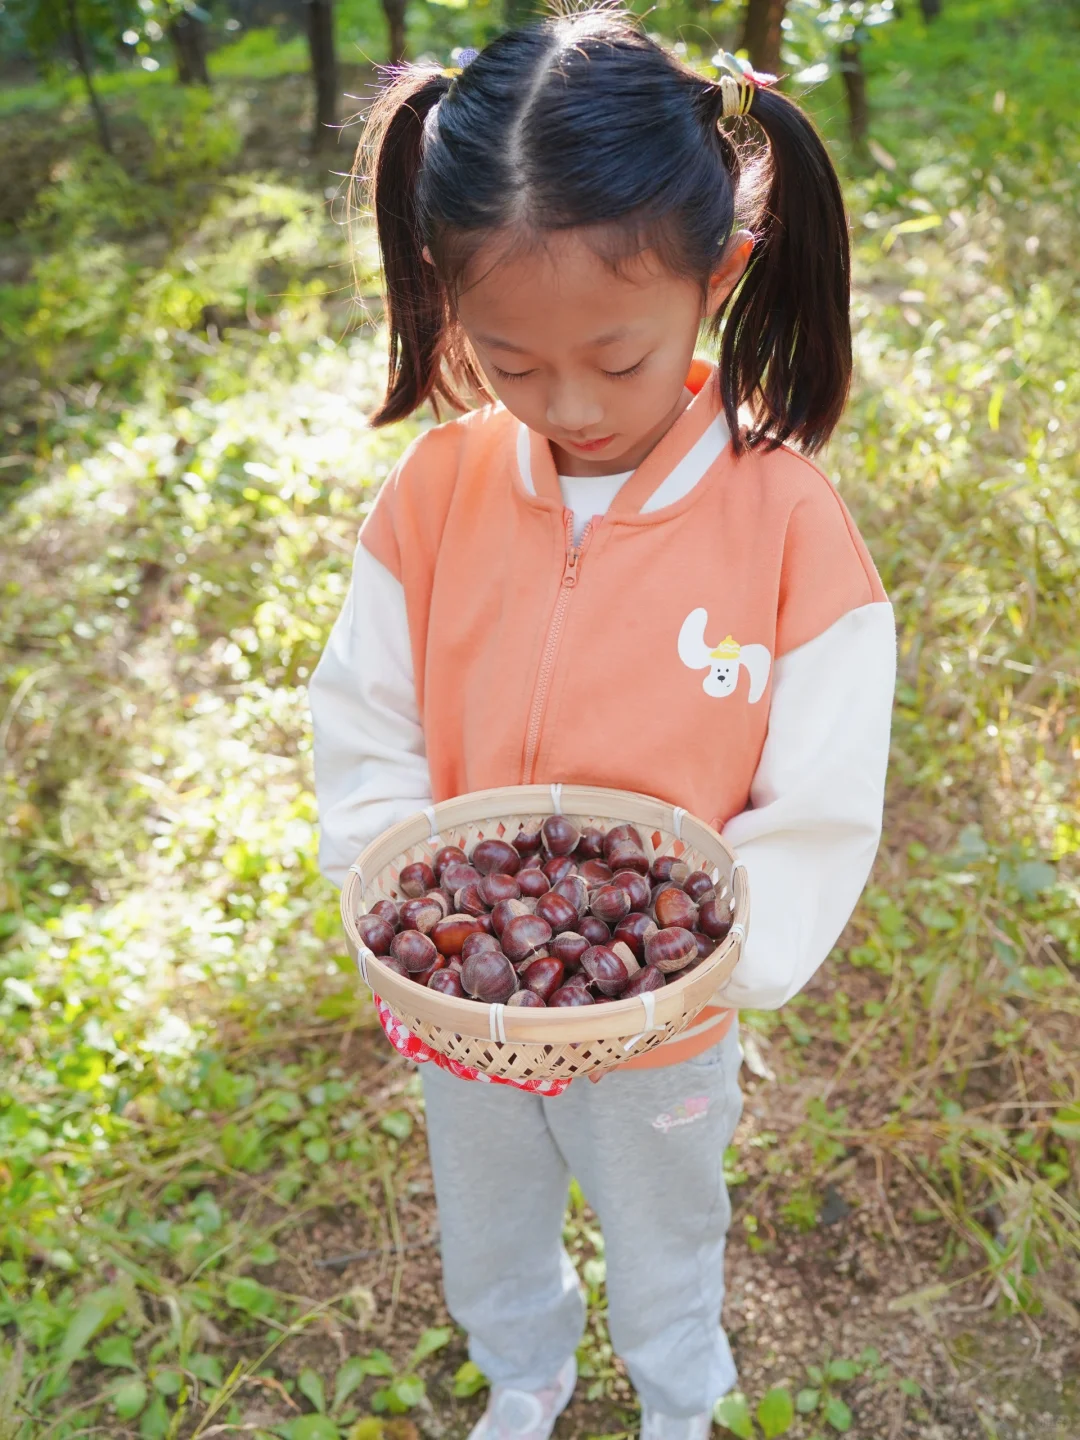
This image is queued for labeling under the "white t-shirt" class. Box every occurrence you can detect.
[557,471,634,544]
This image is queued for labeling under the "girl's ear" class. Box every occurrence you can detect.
[705,229,754,318]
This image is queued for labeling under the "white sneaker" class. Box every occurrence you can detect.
[467,1357,577,1440]
[640,1407,712,1440]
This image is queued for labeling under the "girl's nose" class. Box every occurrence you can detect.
[546,380,604,433]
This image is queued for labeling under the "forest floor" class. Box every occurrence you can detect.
[1,3,1078,1439]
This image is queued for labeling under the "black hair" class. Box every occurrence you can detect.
[355,6,851,454]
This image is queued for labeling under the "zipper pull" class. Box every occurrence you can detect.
[563,546,580,587]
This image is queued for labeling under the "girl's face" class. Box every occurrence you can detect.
[454,228,750,477]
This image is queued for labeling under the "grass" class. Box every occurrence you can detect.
[1,1,1078,1437]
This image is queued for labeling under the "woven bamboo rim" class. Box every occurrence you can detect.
[340,784,749,1081]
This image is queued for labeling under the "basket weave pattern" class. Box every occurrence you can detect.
[341,785,748,1083]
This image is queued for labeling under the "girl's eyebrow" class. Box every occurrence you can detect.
[476,327,634,353]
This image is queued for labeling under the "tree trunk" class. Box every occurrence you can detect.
[838,40,869,148]
[305,0,337,147]
[741,0,787,77]
[380,0,406,63]
[64,0,112,154]
[919,0,942,20]
[168,11,211,86]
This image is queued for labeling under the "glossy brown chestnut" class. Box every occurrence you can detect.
[479,872,521,907]
[613,869,651,912]
[605,839,650,875]
[622,964,666,996]
[605,823,644,851]
[574,826,607,861]
[581,944,633,997]
[579,915,611,946]
[453,882,488,918]
[543,855,577,887]
[431,913,484,956]
[612,911,659,960]
[428,968,466,998]
[399,897,443,934]
[517,867,552,899]
[355,914,394,955]
[370,898,400,929]
[507,989,545,1007]
[414,955,449,986]
[578,859,614,890]
[461,931,502,962]
[534,891,580,935]
[423,889,450,918]
[376,953,410,977]
[542,814,581,857]
[399,861,436,898]
[693,931,716,959]
[644,926,698,974]
[553,874,589,917]
[461,950,518,1003]
[610,940,642,981]
[441,861,482,896]
[390,929,438,974]
[513,826,543,855]
[650,856,690,885]
[562,968,591,988]
[470,838,522,876]
[697,895,733,941]
[590,882,631,926]
[490,897,530,937]
[522,956,565,1002]
[654,887,699,931]
[502,913,554,964]
[683,871,717,903]
[549,985,596,1006]
[550,931,590,971]
[433,845,467,879]
[476,913,495,934]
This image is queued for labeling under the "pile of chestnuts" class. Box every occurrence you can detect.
[354,817,732,1010]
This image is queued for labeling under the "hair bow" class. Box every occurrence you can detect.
[442,46,479,79]
[713,50,776,118]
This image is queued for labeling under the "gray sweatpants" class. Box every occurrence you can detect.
[421,1024,743,1416]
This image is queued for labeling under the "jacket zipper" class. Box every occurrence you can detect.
[522,512,590,783]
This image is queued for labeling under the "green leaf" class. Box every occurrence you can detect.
[410,1326,453,1367]
[824,1396,853,1433]
[225,1277,275,1315]
[291,1418,341,1440]
[249,1240,279,1266]
[452,1361,489,1399]
[882,213,942,251]
[713,1391,754,1439]
[378,1110,413,1141]
[113,1377,149,1420]
[189,1353,223,1386]
[47,1287,126,1395]
[796,1389,820,1414]
[299,1367,327,1413]
[153,1368,183,1395]
[140,1392,170,1439]
[305,1137,330,1165]
[388,1375,425,1411]
[95,1335,138,1369]
[333,1356,370,1413]
[362,1350,396,1378]
[826,1359,859,1382]
[757,1387,794,1437]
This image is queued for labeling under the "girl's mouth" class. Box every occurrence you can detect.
[567,434,615,453]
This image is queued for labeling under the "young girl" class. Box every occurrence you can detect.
[311,9,894,1439]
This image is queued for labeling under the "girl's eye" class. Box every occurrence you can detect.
[603,361,644,380]
[491,365,535,382]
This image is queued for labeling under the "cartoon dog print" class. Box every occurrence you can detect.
[678,608,772,701]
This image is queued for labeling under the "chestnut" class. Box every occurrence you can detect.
[490,898,530,937]
[623,965,665,996]
[543,855,577,887]
[693,931,716,959]
[461,950,518,1004]
[423,889,450,918]
[578,859,614,890]
[508,989,546,1007]
[542,815,581,857]
[549,985,595,1007]
[562,968,591,989]
[414,955,449,986]
[475,913,495,934]
[355,914,395,956]
[454,882,489,917]
[400,897,444,934]
[650,856,690,885]
[518,867,552,899]
[399,861,437,897]
[431,913,484,956]
[433,845,467,879]
[698,895,733,941]
[684,870,717,903]
[554,874,589,917]
[654,887,699,931]
[581,945,634,997]
[590,883,631,926]
[502,913,554,964]
[605,839,649,875]
[513,826,543,856]
[461,931,502,962]
[441,861,482,896]
[606,823,643,850]
[573,826,607,861]
[479,872,521,906]
[534,891,580,935]
[470,838,521,876]
[551,931,590,971]
[390,929,438,974]
[579,915,611,946]
[644,926,698,974]
[610,940,642,982]
[376,953,410,977]
[613,869,651,912]
[612,912,659,961]
[370,898,400,930]
[522,956,565,1002]
[428,968,466,998]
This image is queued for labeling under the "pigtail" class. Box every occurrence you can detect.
[356,68,482,427]
[709,84,852,455]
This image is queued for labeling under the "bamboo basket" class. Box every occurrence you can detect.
[340,784,748,1083]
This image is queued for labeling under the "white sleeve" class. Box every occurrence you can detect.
[309,543,432,887]
[715,602,895,1011]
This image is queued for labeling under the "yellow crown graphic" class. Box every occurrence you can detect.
[708,635,740,660]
